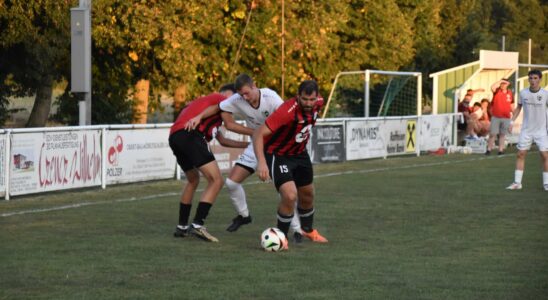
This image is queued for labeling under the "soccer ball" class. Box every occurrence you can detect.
[260,227,287,252]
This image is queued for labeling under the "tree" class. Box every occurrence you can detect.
[0,0,73,127]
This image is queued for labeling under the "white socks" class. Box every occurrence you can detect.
[543,172,548,185]
[225,178,249,217]
[514,170,523,184]
[290,212,302,234]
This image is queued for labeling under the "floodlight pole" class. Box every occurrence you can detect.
[71,0,92,126]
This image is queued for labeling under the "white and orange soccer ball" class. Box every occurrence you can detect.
[260,227,287,252]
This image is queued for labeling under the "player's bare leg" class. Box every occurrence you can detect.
[540,151,548,191]
[507,150,527,190]
[276,181,298,237]
[189,160,223,242]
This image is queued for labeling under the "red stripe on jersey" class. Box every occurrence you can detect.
[264,97,323,156]
[199,115,222,141]
[170,93,226,140]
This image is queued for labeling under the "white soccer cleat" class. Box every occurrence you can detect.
[506,182,522,190]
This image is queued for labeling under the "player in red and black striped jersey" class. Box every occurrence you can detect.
[253,80,328,247]
[169,84,249,242]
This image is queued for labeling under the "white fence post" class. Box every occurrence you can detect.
[101,127,106,189]
[5,130,11,200]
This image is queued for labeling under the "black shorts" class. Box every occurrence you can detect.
[169,130,215,172]
[265,152,313,190]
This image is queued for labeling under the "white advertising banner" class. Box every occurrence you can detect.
[346,119,415,160]
[419,114,452,151]
[346,120,385,160]
[384,119,409,156]
[10,130,102,196]
[0,134,6,197]
[105,129,176,184]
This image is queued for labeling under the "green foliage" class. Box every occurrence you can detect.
[2,0,548,125]
[0,0,74,126]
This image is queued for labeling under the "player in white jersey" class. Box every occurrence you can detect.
[185,74,304,241]
[506,69,548,191]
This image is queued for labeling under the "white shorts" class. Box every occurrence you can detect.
[517,131,548,151]
[235,144,257,172]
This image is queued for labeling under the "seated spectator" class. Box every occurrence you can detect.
[469,102,490,137]
[480,98,491,120]
[457,94,472,131]
[466,88,485,97]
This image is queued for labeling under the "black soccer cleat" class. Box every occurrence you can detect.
[226,215,252,232]
[173,226,189,238]
[293,232,303,244]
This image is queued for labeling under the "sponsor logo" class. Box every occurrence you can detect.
[295,124,313,143]
[107,135,123,177]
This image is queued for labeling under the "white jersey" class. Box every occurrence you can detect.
[518,88,548,134]
[219,88,283,129]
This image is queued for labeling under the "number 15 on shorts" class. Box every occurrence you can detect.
[279,165,289,173]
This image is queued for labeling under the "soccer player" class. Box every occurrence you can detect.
[253,80,328,248]
[169,84,249,242]
[186,74,303,240]
[506,70,548,190]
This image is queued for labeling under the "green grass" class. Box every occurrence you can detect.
[1,151,547,299]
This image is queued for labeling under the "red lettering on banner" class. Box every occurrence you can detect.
[38,134,101,188]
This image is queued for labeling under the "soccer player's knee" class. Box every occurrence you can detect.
[283,191,298,203]
[186,172,200,186]
[225,178,241,191]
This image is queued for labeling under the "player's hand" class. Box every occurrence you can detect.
[256,162,270,182]
[184,115,201,130]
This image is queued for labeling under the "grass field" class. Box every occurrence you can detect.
[1,151,547,299]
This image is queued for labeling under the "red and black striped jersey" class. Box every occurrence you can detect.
[264,97,324,156]
[170,93,226,141]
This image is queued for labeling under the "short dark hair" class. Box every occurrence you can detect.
[473,102,481,107]
[219,83,236,94]
[234,74,254,91]
[528,69,543,78]
[298,80,319,96]
[481,98,489,104]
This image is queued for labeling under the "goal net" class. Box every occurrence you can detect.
[323,70,422,118]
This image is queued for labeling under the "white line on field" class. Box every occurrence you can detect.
[0,154,509,218]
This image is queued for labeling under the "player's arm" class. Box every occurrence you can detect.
[221,112,254,136]
[252,124,273,182]
[215,131,249,148]
[508,103,522,133]
[184,105,220,130]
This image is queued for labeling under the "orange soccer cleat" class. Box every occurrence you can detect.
[301,229,328,243]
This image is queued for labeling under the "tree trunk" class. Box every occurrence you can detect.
[173,84,188,121]
[26,76,53,127]
[133,79,149,124]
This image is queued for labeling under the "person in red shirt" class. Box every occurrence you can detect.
[169,84,249,242]
[253,80,328,248]
[486,79,514,155]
